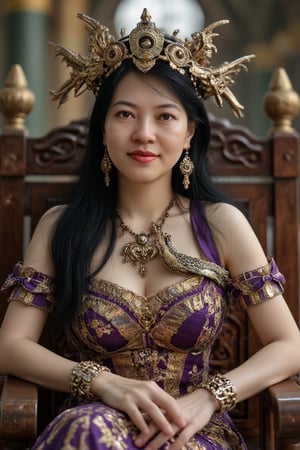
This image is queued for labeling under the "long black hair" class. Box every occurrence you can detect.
[50,60,234,327]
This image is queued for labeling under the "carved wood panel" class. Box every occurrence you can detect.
[27,119,88,175]
[208,115,271,175]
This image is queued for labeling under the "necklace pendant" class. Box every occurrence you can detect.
[117,197,175,278]
[121,235,159,278]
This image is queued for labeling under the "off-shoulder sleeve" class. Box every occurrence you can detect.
[228,257,285,309]
[1,262,55,312]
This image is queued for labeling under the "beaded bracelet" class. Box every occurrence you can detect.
[70,360,111,401]
[200,373,237,413]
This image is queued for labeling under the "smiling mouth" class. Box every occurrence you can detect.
[129,150,158,162]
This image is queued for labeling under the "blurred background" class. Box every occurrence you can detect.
[0,0,299,137]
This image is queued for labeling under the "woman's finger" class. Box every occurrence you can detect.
[143,424,179,450]
[137,399,175,436]
[134,419,159,447]
[132,382,185,433]
[146,389,186,429]
[124,403,151,435]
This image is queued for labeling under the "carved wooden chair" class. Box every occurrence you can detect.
[0,65,300,450]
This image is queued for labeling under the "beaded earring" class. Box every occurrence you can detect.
[100,148,112,187]
[179,149,194,190]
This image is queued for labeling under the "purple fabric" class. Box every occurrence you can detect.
[190,200,222,265]
[229,257,285,308]
[32,403,245,450]
[231,257,285,290]
[1,262,54,291]
[1,262,54,311]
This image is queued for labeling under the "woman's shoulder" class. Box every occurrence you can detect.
[23,205,67,275]
[205,201,248,227]
[205,201,256,243]
[185,198,249,232]
[32,204,67,239]
[40,204,67,224]
[205,201,267,275]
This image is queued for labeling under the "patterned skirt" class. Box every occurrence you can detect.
[31,401,247,450]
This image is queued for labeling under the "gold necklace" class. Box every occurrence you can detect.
[117,198,175,278]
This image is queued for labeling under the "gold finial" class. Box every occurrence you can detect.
[0,64,35,131]
[263,67,300,133]
[140,8,151,24]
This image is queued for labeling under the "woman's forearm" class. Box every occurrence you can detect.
[225,337,300,403]
[0,337,76,392]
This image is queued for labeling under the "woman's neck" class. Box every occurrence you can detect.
[117,182,175,227]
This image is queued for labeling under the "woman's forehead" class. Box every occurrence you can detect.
[111,71,182,105]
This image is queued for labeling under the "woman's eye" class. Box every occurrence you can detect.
[118,111,132,118]
[160,113,174,121]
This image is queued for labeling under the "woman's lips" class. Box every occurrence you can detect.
[129,150,158,163]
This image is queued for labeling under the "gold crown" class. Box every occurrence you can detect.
[50,8,254,118]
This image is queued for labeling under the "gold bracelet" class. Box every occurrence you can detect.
[200,373,237,413]
[70,360,111,401]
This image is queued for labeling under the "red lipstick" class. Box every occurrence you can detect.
[129,150,158,163]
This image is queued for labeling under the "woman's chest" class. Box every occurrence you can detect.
[68,276,228,355]
[91,214,206,297]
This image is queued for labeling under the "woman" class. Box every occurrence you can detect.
[0,9,300,450]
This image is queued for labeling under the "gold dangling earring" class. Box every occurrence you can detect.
[179,149,194,190]
[100,148,112,187]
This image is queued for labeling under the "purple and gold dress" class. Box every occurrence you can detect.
[2,201,285,450]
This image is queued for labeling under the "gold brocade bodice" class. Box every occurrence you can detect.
[64,271,227,398]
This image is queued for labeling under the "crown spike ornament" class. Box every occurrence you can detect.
[50,8,254,118]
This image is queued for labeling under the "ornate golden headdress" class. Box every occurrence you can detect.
[50,8,254,118]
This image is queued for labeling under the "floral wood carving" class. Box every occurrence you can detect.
[210,129,263,167]
[27,119,88,174]
[210,303,248,420]
[208,116,268,174]
[210,302,246,371]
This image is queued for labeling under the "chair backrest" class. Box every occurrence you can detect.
[0,64,299,441]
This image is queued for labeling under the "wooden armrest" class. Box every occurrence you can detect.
[0,375,38,444]
[262,377,300,449]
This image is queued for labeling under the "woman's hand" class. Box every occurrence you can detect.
[92,372,186,442]
[134,387,218,450]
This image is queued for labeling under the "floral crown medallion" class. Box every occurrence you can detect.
[50,8,254,118]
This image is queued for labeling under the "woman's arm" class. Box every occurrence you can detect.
[227,295,300,401]
[0,206,74,390]
[209,202,300,399]
[0,301,75,391]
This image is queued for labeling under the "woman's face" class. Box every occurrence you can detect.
[103,71,195,187]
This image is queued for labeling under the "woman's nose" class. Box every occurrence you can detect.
[132,118,155,143]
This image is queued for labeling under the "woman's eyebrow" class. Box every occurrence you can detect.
[112,100,136,108]
[112,100,181,110]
